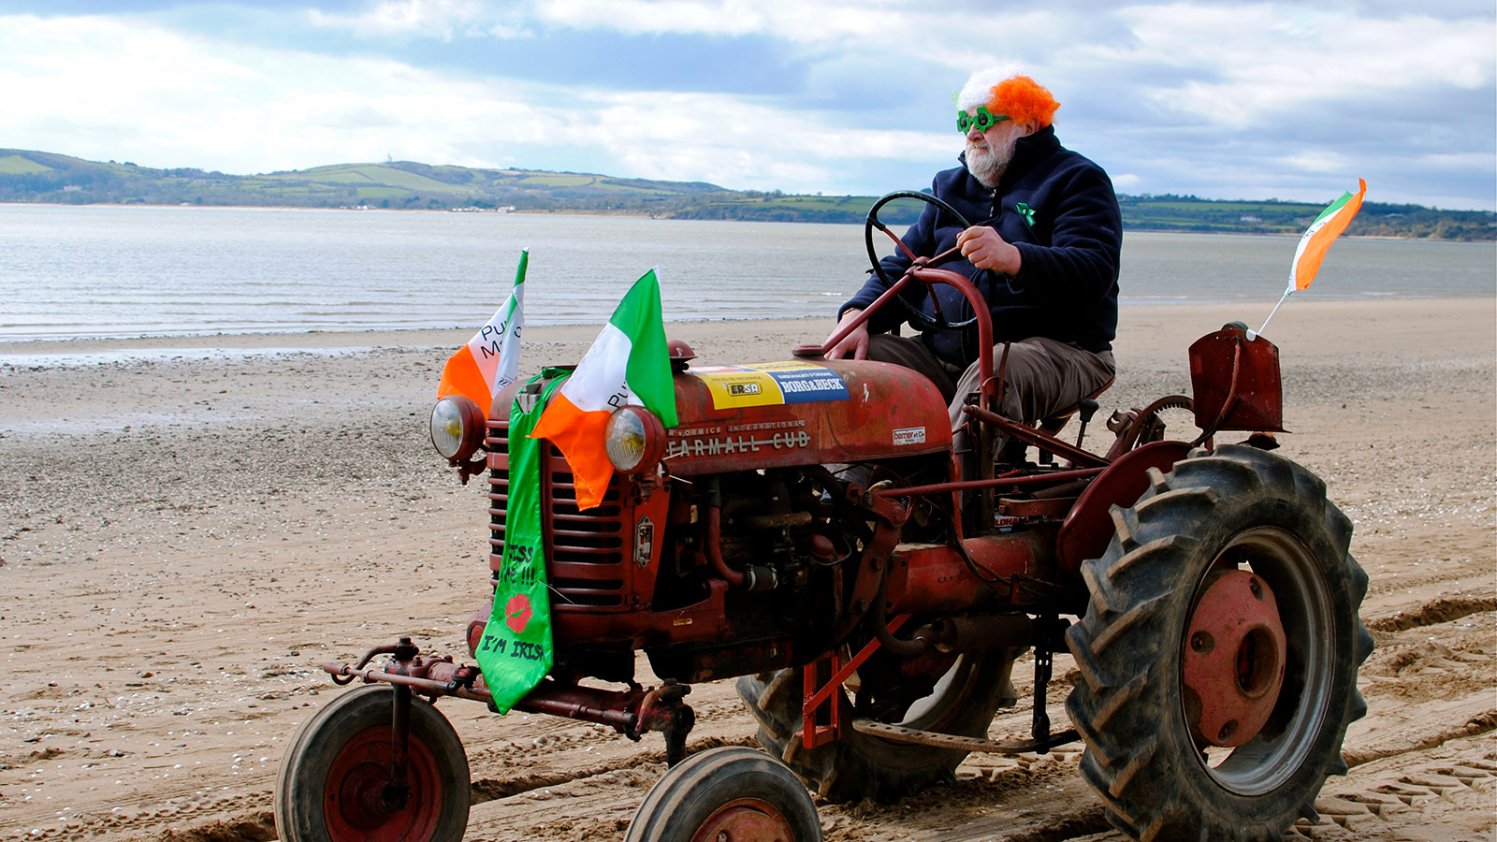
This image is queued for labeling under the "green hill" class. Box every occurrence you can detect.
[0,149,1490,240]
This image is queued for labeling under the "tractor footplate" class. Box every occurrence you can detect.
[851,719,1078,754]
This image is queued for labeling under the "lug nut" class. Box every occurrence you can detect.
[1190,631,1214,653]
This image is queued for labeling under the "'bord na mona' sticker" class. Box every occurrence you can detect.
[692,362,849,409]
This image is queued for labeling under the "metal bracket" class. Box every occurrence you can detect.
[851,719,1078,754]
[1028,617,1069,752]
[635,680,695,766]
[801,615,910,751]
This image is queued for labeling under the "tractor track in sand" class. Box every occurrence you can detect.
[41,592,1487,842]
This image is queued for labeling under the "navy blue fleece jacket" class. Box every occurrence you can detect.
[841,126,1122,366]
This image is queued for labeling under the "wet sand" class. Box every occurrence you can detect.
[1,297,1493,840]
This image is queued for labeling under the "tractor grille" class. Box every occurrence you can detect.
[486,420,628,609]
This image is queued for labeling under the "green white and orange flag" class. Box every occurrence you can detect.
[1288,178,1367,293]
[436,250,527,413]
[1255,179,1366,338]
[529,269,678,510]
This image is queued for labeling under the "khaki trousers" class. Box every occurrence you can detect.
[866,333,1115,439]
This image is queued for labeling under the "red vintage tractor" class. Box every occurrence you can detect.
[276,193,1371,841]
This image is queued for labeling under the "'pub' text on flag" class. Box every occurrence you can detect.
[437,250,527,414]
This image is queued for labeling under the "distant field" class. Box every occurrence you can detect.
[0,154,52,175]
[259,165,481,195]
[518,173,599,187]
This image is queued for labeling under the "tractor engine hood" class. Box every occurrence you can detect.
[664,359,952,476]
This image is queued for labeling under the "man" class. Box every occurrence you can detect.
[826,67,1122,460]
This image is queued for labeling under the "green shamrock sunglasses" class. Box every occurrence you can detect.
[957,106,1009,134]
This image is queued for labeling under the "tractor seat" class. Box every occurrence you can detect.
[1038,376,1115,438]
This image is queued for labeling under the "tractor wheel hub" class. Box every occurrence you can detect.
[1182,569,1287,747]
[690,798,795,842]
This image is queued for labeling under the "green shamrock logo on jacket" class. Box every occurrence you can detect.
[1015,202,1036,228]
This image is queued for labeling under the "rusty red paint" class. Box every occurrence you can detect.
[1181,569,1287,747]
[800,620,908,751]
[1189,325,1285,434]
[322,722,445,838]
[1056,440,1193,574]
[885,532,1053,615]
[690,801,794,842]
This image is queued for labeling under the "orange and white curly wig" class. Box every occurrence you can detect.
[956,66,1060,128]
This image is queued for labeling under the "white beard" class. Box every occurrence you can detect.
[965,129,1020,188]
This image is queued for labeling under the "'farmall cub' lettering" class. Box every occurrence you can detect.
[772,431,811,449]
[667,430,811,459]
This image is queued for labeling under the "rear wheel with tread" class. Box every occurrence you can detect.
[1065,444,1372,840]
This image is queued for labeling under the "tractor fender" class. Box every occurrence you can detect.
[1055,440,1194,574]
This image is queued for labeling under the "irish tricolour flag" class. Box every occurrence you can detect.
[436,250,526,414]
[1288,178,1367,293]
[530,269,678,510]
[1255,179,1366,339]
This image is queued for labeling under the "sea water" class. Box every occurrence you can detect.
[0,204,1491,341]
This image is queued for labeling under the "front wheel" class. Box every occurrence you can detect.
[625,746,821,842]
[1065,444,1372,840]
[275,685,471,842]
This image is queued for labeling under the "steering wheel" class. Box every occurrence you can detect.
[864,190,978,332]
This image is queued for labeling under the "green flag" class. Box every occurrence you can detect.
[476,372,565,713]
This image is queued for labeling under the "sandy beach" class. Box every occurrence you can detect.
[1,297,1493,841]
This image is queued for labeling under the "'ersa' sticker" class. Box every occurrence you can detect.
[693,362,849,409]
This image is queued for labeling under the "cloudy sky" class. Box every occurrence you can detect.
[1,1,1493,210]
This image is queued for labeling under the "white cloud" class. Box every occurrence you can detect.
[1113,4,1495,128]
[569,89,957,190]
[0,2,1490,207]
[1283,150,1348,175]
[535,0,905,42]
[0,11,945,190]
[305,0,522,40]
[1415,151,1497,172]
[0,14,555,172]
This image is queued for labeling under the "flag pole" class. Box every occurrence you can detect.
[1250,288,1293,341]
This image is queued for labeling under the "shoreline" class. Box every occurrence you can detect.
[4,201,1492,240]
[0,296,1489,359]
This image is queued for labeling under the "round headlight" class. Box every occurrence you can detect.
[604,406,665,474]
[430,395,486,462]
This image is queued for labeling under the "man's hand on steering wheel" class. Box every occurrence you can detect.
[956,226,1023,275]
[824,308,870,360]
